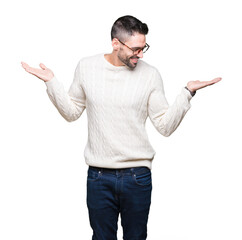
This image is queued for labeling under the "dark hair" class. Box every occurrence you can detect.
[111,15,149,41]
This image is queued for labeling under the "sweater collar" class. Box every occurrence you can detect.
[102,53,133,72]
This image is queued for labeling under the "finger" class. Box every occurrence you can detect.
[207,77,222,85]
[21,61,30,70]
[202,77,222,85]
[21,62,34,73]
[21,63,37,75]
[39,63,47,70]
[211,77,222,83]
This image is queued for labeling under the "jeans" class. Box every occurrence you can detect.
[86,166,152,240]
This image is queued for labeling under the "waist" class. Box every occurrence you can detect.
[89,166,150,176]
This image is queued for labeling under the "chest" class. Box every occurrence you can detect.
[82,69,151,111]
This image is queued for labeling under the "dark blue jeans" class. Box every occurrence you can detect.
[86,166,152,240]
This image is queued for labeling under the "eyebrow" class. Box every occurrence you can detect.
[131,45,146,51]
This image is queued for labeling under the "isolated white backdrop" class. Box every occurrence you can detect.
[0,0,241,239]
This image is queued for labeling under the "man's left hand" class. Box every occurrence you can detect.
[187,77,222,93]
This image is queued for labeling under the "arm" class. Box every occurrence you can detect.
[147,69,192,137]
[21,60,86,122]
[45,61,86,122]
[147,69,222,137]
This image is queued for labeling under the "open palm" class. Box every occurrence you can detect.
[21,62,54,82]
[187,77,222,92]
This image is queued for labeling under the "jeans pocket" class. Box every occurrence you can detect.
[133,168,152,186]
[87,168,102,182]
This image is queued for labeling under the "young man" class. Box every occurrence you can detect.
[21,15,221,240]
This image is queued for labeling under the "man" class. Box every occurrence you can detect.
[21,15,221,240]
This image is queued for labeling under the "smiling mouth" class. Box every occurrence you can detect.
[130,57,139,64]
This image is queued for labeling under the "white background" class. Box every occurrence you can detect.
[0,0,241,239]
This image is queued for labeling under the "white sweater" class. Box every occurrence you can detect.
[45,53,193,169]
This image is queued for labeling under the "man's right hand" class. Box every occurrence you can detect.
[21,62,54,82]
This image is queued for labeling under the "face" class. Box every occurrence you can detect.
[117,33,146,69]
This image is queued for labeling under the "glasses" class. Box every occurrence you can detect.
[118,39,150,54]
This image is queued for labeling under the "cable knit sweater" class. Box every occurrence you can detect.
[45,53,193,169]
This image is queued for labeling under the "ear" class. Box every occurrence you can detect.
[112,38,120,51]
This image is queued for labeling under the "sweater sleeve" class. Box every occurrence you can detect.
[45,60,86,122]
[147,69,192,137]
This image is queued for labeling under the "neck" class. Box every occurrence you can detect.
[104,52,125,67]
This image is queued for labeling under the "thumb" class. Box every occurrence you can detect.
[39,63,47,70]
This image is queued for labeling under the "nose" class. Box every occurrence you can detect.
[137,50,143,58]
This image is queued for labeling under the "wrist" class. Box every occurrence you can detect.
[185,86,196,97]
[44,75,55,82]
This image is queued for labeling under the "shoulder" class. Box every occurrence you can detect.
[137,60,164,89]
[136,60,162,83]
[77,53,103,66]
[136,59,160,75]
[74,54,104,75]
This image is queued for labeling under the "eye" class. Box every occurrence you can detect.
[131,47,141,51]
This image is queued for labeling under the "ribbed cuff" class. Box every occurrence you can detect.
[185,86,196,97]
[45,76,58,88]
[181,87,192,100]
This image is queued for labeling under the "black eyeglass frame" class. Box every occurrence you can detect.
[118,39,150,54]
